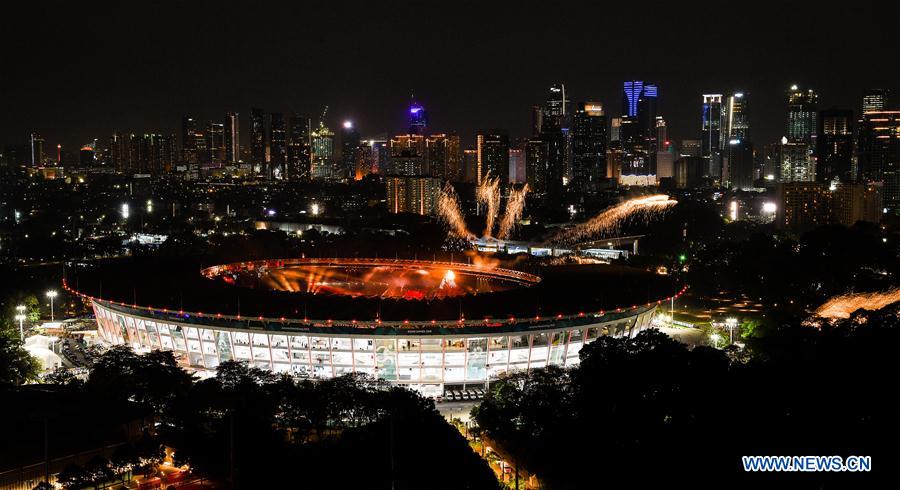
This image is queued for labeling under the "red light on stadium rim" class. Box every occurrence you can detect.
[579,312,584,317]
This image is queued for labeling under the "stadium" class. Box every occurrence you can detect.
[64,257,683,398]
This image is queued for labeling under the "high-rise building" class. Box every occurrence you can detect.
[570,101,607,192]
[340,121,360,181]
[287,114,311,181]
[526,138,549,192]
[862,89,890,114]
[787,85,818,144]
[832,182,883,226]
[724,138,754,189]
[539,84,570,196]
[269,113,286,179]
[857,110,900,213]
[79,145,95,168]
[390,134,426,176]
[463,148,479,184]
[722,92,750,143]
[408,99,428,135]
[509,148,526,184]
[205,121,225,165]
[386,176,441,216]
[180,116,199,164]
[250,108,267,176]
[621,81,659,176]
[425,133,460,181]
[775,182,832,230]
[29,132,44,166]
[476,129,510,186]
[310,122,335,180]
[816,108,854,183]
[701,94,723,178]
[224,113,240,164]
[778,138,814,183]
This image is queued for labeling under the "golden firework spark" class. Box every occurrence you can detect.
[551,194,677,244]
[497,184,529,240]
[814,288,900,319]
[477,174,501,238]
[438,183,473,239]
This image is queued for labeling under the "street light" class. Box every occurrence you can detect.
[710,333,721,349]
[46,290,58,322]
[725,317,738,343]
[15,305,26,339]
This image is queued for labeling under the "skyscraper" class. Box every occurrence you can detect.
[539,84,570,196]
[816,108,854,183]
[621,81,658,176]
[205,121,225,165]
[525,137,549,192]
[408,99,428,135]
[181,116,199,164]
[340,121,361,181]
[725,139,754,189]
[250,108,267,177]
[269,112,286,179]
[477,129,510,186]
[570,101,607,192]
[287,114,311,181]
[862,89,890,114]
[857,110,900,213]
[701,94,723,178]
[29,132,44,166]
[224,112,240,164]
[787,85,818,144]
[310,122,335,180]
[722,92,750,143]
[425,133,460,181]
[390,134,426,176]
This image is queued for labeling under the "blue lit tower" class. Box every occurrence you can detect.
[620,81,658,175]
[408,96,428,135]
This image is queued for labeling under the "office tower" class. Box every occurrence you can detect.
[610,117,622,144]
[79,145,95,167]
[205,122,225,165]
[722,92,750,143]
[787,85,818,144]
[536,84,570,196]
[725,139,754,189]
[250,108,267,176]
[674,154,704,189]
[570,101,607,192]
[359,138,389,176]
[816,109,854,183]
[477,129,510,187]
[862,89,889,114]
[620,81,658,176]
[268,112,286,179]
[180,116,199,164]
[386,176,442,215]
[224,112,240,164]
[680,139,702,158]
[701,94,723,178]
[857,110,900,212]
[287,114,311,181]
[777,138,815,182]
[425,133,460,180]
[775,182,832,230]
[339,121,360,180]
[408,99,428,135]
[30,132,44,166]
[462,149,478,184]
[109,133,128,173]
[832,182,883,226]
[525,138,548,192]
[390,134,426,176]
[531,105,543,136]
[310,122,335,180]
[509,148,526,184]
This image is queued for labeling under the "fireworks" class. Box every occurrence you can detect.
[497,184,529,240]
[438,183,473,239]
[813,288,900,319]
[477,174,501,238]
[550,194,677,244]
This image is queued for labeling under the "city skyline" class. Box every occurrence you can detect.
[2,1,898,151]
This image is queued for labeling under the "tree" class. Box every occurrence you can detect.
[0,325,41,385]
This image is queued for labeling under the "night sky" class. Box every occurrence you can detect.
[2,1,898,152]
